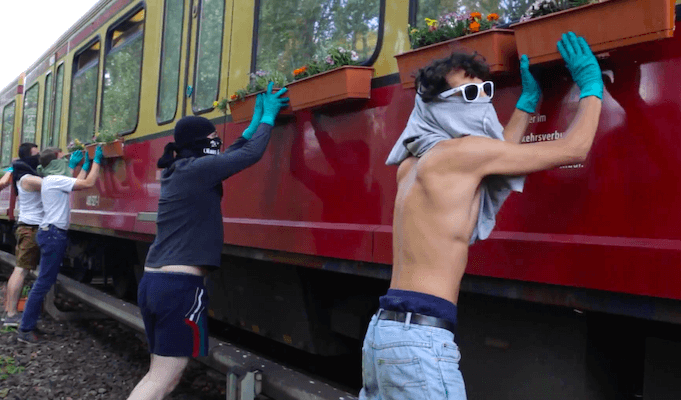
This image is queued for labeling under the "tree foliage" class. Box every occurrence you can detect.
[256,0,380,79]
[1,102,15,166]
[415,0,539,25]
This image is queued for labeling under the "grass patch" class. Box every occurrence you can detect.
[0,326,16,334]
[0,355,25,380]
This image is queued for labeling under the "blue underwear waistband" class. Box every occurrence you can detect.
[379,289,458,328]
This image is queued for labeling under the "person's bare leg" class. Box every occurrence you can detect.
[5,267,28,316]
[127,354,189,400]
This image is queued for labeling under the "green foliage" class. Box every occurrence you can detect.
[194,0,224,111]
[158,0,184,122]
[22,84,39,143]
[68,63,99,144]
[94,129,119,144]
[216,70,290,111]
[1,102,14,167]
[255,0,380,79]
[408,11,501,49]
[0,355,26,380]
[20,285,30,298]
[100,31,144,135]
[67,138,86,153]
[522,0,596,19]
[292,47,360,80]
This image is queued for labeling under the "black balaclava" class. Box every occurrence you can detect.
[12,146,40,193]
[157,116,223,197]
[157,116,220,169]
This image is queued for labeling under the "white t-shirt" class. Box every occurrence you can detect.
[17,175,43,225]
[40,175,77,230]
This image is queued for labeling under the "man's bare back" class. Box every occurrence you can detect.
[390,150,482,304]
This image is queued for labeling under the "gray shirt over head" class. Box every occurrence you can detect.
[386,93,525,243]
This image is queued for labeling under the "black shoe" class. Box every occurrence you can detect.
[16,329,40,344]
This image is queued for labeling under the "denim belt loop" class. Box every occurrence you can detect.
[375,309,383,325]
[404,312,412,330]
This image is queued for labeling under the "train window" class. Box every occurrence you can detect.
[21,83,39,143]
[41,72,54,148]
[411,0,524,26]
[192,0,225,113]
[52,64,65,147]
[1,102,15,167]
[68,40,100,144]
[157,0,185,124]
[101,9,145,135]
[254,0,382,77]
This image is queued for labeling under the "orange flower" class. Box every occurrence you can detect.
[293,66,308,76]
[470,12,482,20]
[487,13,499,21]
[469,21,480,32]
[230,94,237,100]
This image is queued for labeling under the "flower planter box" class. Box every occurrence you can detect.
[395,29,517,89]
[511,0,676,65]
[285,66,374,111]
[86,139,124,159]
[17,297,27,312]
[228,89,293,124]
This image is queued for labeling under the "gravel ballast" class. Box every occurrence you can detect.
[1,281,226,400]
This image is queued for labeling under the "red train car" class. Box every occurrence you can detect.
[1,0,680,397]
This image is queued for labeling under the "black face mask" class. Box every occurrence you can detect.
[202,137,222,155]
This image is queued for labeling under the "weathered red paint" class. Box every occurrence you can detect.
[43,20,681,303]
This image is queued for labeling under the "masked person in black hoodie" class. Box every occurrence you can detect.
[128,83,288,400]
[1,143,42,327]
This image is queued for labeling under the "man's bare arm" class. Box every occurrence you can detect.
[21,176,42,192]
[503,109,531,143]
[436,97,601,177]
[76,167,87,180]
[0,171,11,191]
[73,162,100,191]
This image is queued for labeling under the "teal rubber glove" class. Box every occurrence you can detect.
[6,167,12,173]
[93,146,104,165]
[516,55,541,113]
[68,150,83,169]
[557,32,603,99]
[82,153,92,172]
[259,82,290,126]
[242,94,264,140]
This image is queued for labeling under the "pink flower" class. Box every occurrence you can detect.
[326,55,335,65]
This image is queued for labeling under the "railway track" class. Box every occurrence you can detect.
[0,250,358,400]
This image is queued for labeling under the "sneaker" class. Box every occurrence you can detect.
[16,329,40,344]
[2,313,21,327]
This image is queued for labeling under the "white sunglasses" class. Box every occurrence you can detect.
[440,81,494,102]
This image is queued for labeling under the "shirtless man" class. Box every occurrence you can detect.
[360,32,603,399]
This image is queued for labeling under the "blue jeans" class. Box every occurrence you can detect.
[19,225,68,332]
[360,311,467,400]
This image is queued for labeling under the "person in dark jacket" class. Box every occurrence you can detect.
[127,83,288,400]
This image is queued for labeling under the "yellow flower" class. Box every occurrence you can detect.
[410,28,418,34]
[213,101,219,107]
[424,18,438,27]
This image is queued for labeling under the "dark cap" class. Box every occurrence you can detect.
[174,116,216,148]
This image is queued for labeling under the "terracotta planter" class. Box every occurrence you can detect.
[17,297,27,312]
[285,66,374,111]
[228,89,293,124]
[86,139,124,159]
[511,0,676,64]
[395,29,517,89]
